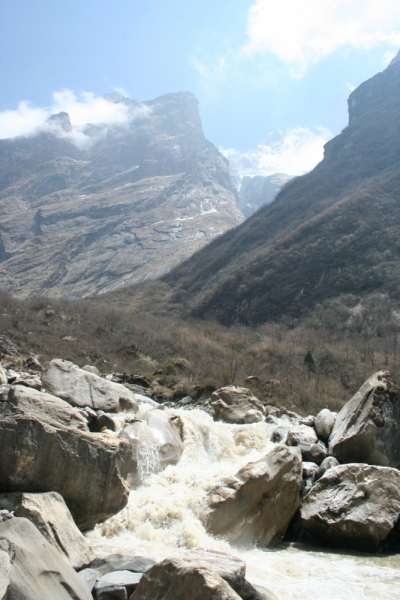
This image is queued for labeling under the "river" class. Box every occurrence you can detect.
[86,407,400,599]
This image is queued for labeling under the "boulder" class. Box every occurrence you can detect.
[7,384,89,430]
[94,571,142,599]
[301,463,400,551]
[90,411,117,433]
[300,415,315,427]
[90,554,157,576]
[10,491,95,569]
[78,568,100,592]
[314,456,339,481]
[243,409,264,424]
[42,359,138,413]
[0,364,6,385]
[301,462,318,497]
[0,517,92,599]
[177,549,270,600]
[13,376,42,390]
[0,402,133,530]
[297,441,327,465]
[0,548,10,599]
[314,409,335,441]
[210,386,266,424]
[129,557,242,600]
[205,444,302,546]
[82,364,100,375]
[328,370,400,467]
[120,409,183,485]
[286,424,318,446]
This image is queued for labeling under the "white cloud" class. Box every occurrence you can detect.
[0,89,151,143]
[246,0,400,75]
[221,126,332,178]
[0,102,48,139]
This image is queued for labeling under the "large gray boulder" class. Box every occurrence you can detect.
[314,408,336,441]
[8,491,95,569]
[42,359,138,413]
[7,384,89,430]
[205,444,302,546]
[0,517,92,599]
[176,549,273,600]
[120,409,183,485]
[129,557,242,600]
[328,370,400,467]
[0,400,133,530]
[210,386,266,424]
[301,463,400,551]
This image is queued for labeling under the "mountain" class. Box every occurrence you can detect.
[0,92,243,298]
[160,59,400,325]
[238,173,291,218]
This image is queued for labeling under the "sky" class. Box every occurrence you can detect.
[1,0,400,177]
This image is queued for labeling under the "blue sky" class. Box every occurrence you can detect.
[1,0,400,176]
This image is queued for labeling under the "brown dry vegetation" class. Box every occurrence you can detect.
[1,288,400,416]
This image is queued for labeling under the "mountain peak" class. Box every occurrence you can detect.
[45,112,72,133]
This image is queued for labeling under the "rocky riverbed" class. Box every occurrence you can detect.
[0,350,399,599]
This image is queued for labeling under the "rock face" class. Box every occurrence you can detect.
[205,444,302,546]
[42,359,138,412]
[328,370,400,467]
[0,396,133,530]
[301,463,400,551]
[130,557,242,600]
[10,491,96,569]
[210,386,266,424]
[0,92,243,299]
[0,517,92,599]
[161,59,400,325]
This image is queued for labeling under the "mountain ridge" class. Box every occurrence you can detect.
[0,92,243,298]
[158,59,400,324]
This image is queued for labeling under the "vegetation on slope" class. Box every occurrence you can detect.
[158,59,400,324]
[2,289,400,416]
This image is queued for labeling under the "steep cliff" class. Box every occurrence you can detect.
[0,92,243,298]
[161,60,400,324]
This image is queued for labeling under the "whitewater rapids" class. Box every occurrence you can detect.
[86,408,400,599]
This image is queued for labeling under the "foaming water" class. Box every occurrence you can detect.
[86,408,400,599]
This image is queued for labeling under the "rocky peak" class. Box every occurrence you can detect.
[0,91,243,298]
[45,112,72,133]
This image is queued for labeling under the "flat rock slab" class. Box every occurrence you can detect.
[91,554,157,576]
[328,370,400,467]
[42,359,138,413]
[14,491,95,569]
[0,517,92,600]
[7,384,89,430]
[301,463,400,551]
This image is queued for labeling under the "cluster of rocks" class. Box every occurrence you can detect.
[199,373,400,553]
[0,355,275,598]
[1,348,400,598]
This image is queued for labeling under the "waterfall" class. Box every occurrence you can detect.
[136,440,160,482]
[86,408,400,599]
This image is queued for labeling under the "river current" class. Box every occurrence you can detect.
[86,407,400,599]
